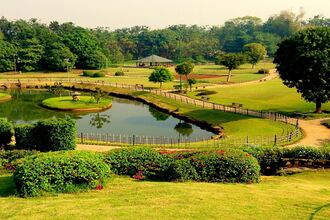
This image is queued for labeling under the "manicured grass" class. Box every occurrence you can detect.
[41,96,112,111]
[0,93,11,102]
[0,62,274,89]
[187,78,330,115]
[0,171,329,219]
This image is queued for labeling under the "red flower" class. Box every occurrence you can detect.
[133,171,144,180]
[96,184,103,190]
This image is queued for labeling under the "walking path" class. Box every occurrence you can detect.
[289,118,330,147]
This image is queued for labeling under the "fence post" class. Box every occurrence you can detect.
[246,136,249,145]
[274,135,277,145]
[133,135,135,146]
[81,132,83,144]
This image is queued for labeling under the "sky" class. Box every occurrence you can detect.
[1,0,329,29]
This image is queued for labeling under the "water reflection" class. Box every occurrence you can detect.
[174,122,193,137]
[89,113,111,129]
[148,107,170,121]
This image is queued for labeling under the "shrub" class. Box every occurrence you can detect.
[93,72,106,78]
[114,71,125,76]
[258,68,270,74]
[14,151,110,197]
[0,118,13,147]
[0,150,38,173]
[14,124,37,150]
[322,119,330,129]
[169,159,199,181]
[34,117,76,151]
[282,146,325,160]
[82,70,94,77]
[104,147,173,180]
[242,146,283,175]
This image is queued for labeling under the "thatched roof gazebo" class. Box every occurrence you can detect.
[136,55,173,67]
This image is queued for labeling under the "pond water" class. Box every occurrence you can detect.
[0,89,214,140]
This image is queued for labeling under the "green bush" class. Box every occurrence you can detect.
[114,71,125,76]
[14,151,110,197]
[93,72,106,77]
[258,68,270,74]
[242,146,283,175]
[82,70,94,77]
[14,124,37,150]
[0,118,13,147]
[282,146,325,160]
[196,90,217,96]
[0,150,38,173]
[35,117,76,151]
[104,147,173,180]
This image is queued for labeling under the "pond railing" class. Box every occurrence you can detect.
[1,78,301,147]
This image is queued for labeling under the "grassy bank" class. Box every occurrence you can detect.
[187,78,330,117]
[0,170,329,219]
[0,93,11,102]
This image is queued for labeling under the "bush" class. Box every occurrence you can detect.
[14,151,110,197]
[242,146,283,175]
[258,68,270,74]
[322,119,330,129]
[0,118,13,147]
[93,72,106,77]
[35,117,76,151]
[104,147,173,180]
[105,148,260,183]
[114,71,125,76]
[14,124,37,150]
[0,150,38,173]
[282,146,325,160]
[82,70,94,77]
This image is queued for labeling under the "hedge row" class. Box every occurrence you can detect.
[0,118,13,147]
[242,146,330,175]
[0,150,38,173]
[104,147,260,183]
[14,151,110,197]
[14,117,76,151]
[82,70,105,78]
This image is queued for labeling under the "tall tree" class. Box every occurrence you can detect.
[175,62,194,91]
[17,38,44,71]
[44,42,76,71]
[243,43,267,68]
[215,53,245,82]
[0,40,16,72]
[274,27,330,113]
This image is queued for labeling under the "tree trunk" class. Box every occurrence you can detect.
[315,100,322,113]
[160,82,162,89]
[252,64,255,69]
[227,69,232,82]
[179,75,182,92]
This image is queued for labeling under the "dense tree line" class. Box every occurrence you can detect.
[0,11,328,72]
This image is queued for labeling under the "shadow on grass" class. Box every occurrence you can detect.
[0,175,17,197]
[309,203,330,220]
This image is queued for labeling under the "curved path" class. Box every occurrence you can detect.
[289,118,330,147]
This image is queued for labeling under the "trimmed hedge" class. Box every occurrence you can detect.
[14,124,37,150]
[104,148,260,183]
[14,117,76,151]
[0,118,13,147]
[14,151,111,197]
[258,68,270,74]
[242,146,330,175]
[105,147,173,180]
[114,71,125,76]
[82,70,94,77]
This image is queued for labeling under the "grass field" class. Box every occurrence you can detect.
[0,93,11,102]
[0,62,274,90]
[41,96,112,111]
[0,170,329,219]
[188,78,330,116]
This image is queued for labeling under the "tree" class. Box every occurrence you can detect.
[44,43,76,71]
[175,62,194,91]
[148,67,173,88]
[274,27,330,113]
[17,38,44,71]
[187,78,197,92]
[0,40,16,72]
[243,43,267,68]
[83,50,108,70]
[215,53,245,82]
[91,88,107,104]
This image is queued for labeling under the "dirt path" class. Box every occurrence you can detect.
[289,118,330,147]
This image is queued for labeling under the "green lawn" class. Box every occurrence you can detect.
[0,62,274,89]
[188,78,330,115]
[0,171,329,219]
[41,96,112,111]
[0,93,11,102]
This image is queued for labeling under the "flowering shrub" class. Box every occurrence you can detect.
[14,151,110,197]
[0,150,38,173]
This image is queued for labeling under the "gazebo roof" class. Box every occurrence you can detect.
[137,55,173,63]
